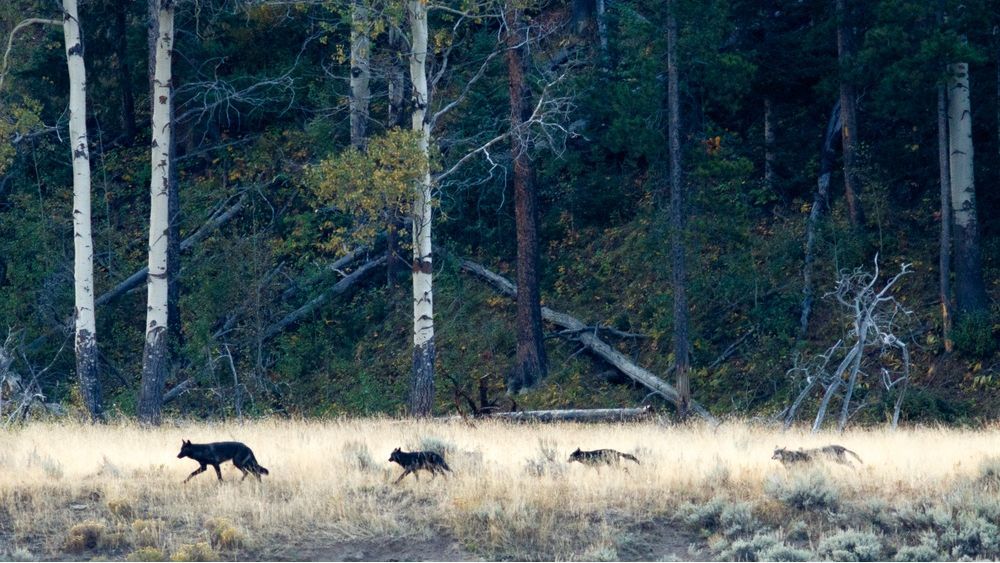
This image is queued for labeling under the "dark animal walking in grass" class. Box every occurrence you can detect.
[388,447,452,483]
[177,440,269,483]
[772,445,862,467]
[568,448,640,467]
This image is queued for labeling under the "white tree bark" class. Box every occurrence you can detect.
[947,61,988,316]
[349,0,371,149]
[139,0,174,425]
[408,0,435,416]
[62,0,102,420]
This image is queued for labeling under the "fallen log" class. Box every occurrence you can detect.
[459,258,717,423]
[448,406,653,423]
[260,255,385,342]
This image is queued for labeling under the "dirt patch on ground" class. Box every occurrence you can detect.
[618,517,701,561]
[270,535,478,562]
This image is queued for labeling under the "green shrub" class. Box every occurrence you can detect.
[953,310,997,358]
[817,529,882,562]
[765,470,839,511]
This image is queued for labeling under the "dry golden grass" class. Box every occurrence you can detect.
[1,418,999,560]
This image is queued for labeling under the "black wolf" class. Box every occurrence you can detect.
[772,445,862,467]
[388,447,452,483]
[568,448,640,467]
[177,440,269,483]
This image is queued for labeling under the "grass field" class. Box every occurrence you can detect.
[2,418,1000,561]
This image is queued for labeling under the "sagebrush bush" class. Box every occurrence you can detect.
[131,519,163,548]
[5,547,34,562]
[817,529,883,562]
[64,520,107,553]
[418,436,456,456]
[760,543,815,562]
[108,498,136,520]
[170,542,218,562]
[978,456,1000,489]
[127,546,167,561]
[894,533,942,562]
[720,501,758,538]
[766,470,839,511]
[941,513,1000,559]
[680,496,727,533]
[205,517,245,550]
[524,439,564,477]
[718,531,779,561]
[341,441,377,472]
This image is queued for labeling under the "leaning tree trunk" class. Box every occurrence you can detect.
[666,0,690,418]
[937,82,953,352]
[505,0,547,393]
[407,0,435,417]
[63,0,102,421]
[138,0,174,425]
[799,102,841,341]
[836,0,865,229]
[947,62,988,317]
[349,0,370,150]
[384,26,407,284]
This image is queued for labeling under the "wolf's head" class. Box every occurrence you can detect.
[772,446,788,461]
[177,439,193,459]
[567,448,582,463]
[389,447,402,464]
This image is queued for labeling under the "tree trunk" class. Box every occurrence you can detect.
[799,102,842,341]
[349,0,370,150]
[666,0,690,418]
[764,97,778,199]
[387,26,406,129]
[408,0,435,417]
[115,0,136,141]
[937,83,953,352]
[505,1,547,393]
[138,0,174,425]
[836,0,865,229]
[63,0,102,421]
[385,27,407,284]
[595,0,609,66]
[947,62,988,317]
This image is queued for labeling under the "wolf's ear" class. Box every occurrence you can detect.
[183,439,190,445]
[573,448,580,454]
[393,447,400,452]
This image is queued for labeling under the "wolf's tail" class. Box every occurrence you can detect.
[249,453,270,475]
[845,449,863,465]
[622,453,640,464]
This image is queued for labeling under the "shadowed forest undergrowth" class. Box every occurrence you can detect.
[2,419,1000,561]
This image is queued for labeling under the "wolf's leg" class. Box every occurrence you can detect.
[212,464,223,481]
[239,467,249,481]
[394,469,411,484]
[183,465,207,484]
